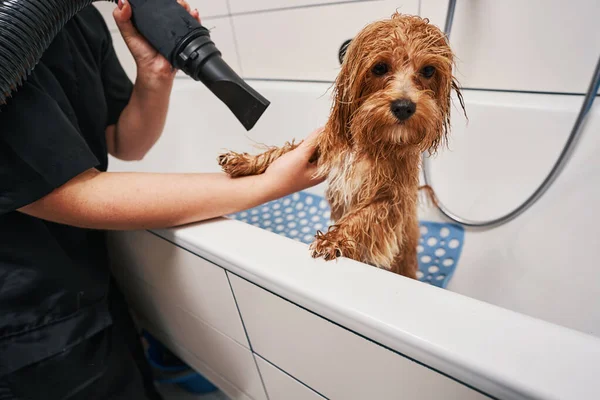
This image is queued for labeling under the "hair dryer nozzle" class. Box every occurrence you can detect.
[127,0,270,130]
[175,35,270,131]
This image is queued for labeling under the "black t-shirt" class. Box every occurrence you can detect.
[0,6,133,375]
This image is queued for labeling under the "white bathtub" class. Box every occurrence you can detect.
[105,77,600,400]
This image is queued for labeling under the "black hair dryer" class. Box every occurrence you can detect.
[128,0,270,130]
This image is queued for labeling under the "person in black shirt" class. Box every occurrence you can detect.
[0,1,323,399]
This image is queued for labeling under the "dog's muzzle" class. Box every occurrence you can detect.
[391,99,417,121]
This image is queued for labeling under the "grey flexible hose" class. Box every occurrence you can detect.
[0,0,116,105]
[422,0,600,228]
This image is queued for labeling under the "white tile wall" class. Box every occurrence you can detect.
[94,1,228,28]
[421,0,600,94]
[228,0,368,14]
[186,0,229,18]
[232,0,419,81]
[96,1,600,94]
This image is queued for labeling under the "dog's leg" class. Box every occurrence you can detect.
[310,202,402,271]
[218,141,300,178]
[390,215,420,279]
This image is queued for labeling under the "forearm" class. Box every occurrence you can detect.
[19,169,276,230]
[106,75,174,161]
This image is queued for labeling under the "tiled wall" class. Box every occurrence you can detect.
[95,0,600,94]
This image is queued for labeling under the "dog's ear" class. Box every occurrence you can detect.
[328,37,370,143]
[452,78,467,120]
[428,35,467,154]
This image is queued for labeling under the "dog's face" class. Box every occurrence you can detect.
[333,13,465,154]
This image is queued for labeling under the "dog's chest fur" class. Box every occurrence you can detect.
[325,152,372,216]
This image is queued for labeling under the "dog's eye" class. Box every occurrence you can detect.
[371,62,389,76]
[421,65,436,78]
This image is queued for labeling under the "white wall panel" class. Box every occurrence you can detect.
[420,0,600,94]
[233,0,419,81]
[229,0,367,14]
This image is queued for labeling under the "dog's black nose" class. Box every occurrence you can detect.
[391,99,417,121]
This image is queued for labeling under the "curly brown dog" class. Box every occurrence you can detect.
[218,12,465,278]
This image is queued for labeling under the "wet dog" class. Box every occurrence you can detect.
[218,12,465,278]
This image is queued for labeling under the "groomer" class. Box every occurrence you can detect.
[0,0,323,398]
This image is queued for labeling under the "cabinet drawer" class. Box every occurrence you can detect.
[229,274,490,400]
[170,305,268,400]
[107,230,248,347]
[149,328,255,400]
[232,0,418,81]
[256,356,325,400]
[114,271,267,400]
[420,0,600,94]
[229,0,366,14]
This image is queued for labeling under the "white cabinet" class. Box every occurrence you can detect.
[144,321,258,400]
[107,230,267,400]
[420,0,600,94]
[232,0,419,81]
[170,306,268,400]
[228,273,490,400]
[107,230,248,347]
[255,356,325,400]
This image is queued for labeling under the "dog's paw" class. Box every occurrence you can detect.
[217,152,254,177]
[309,231,343,261]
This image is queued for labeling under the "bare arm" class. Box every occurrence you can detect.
[20,169,271,230]
[105,78,173,161]
[105,0,200,161]
[19,129,324,230]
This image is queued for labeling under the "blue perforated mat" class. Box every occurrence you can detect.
[228,191,464,288]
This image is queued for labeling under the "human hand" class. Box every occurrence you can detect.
[113,0,201,83]
[262,128,326,197]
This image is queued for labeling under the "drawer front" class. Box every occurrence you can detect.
[149,328,255,400]
[420,0,600,94]
[229,274,490,400]
[228,0,366,14]
[115,271,267,400]
[107,230,248,347]
[255,356,325,400]
[170,305,268,400]
[232,0,419,81]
